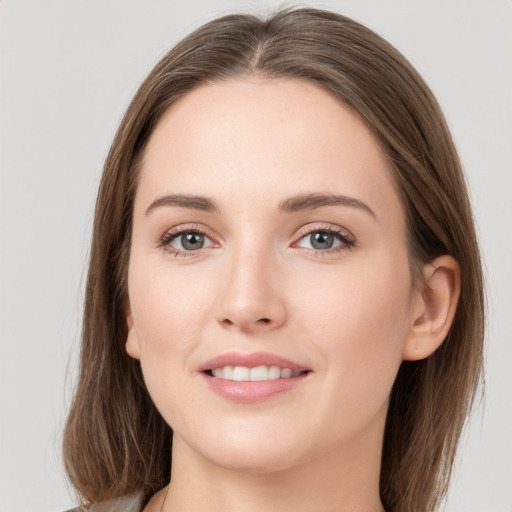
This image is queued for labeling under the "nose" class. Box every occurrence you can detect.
[216,248,287,334]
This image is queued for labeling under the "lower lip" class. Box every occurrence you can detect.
[200,372,309,403]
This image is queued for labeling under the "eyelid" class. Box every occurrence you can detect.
[157,222,354,257]
[158,223,219,251]
[291,223,355,254]
[293,223,353,241]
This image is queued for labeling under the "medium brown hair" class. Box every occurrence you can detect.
[63,8,485,511]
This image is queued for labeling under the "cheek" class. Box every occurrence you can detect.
[129,259,214,346]
[288,257,411,442]
[295,253,411,388]
[127,259,217,424]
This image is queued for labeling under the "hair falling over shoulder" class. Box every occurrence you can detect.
[63,8,485,512]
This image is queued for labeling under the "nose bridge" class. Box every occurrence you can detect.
[217,235,286,331]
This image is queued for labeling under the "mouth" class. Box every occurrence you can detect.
[205,365,308,381]
[198,351,311,401]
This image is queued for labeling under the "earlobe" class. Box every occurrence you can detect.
[125,301,141,360]
[403,255,461,361]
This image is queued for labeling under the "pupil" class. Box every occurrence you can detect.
[182,232,204,250]
[311,232,333,250]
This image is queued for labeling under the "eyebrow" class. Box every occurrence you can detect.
[278,193,376,217]
[145,194,220,215]
[145,192,375,217]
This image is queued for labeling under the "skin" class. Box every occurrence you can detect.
[125,78,460,512]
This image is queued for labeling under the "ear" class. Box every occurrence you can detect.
[125,300,141,360]
[403,255,461,361]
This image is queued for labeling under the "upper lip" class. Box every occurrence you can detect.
[198,351,310,372]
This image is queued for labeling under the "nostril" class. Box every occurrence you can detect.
[219,316,275,329]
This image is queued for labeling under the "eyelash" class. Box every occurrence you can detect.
[293,225,355,256]
[158,224,214,257]
[158,224,355,258]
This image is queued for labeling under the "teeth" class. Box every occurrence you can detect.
[223,365,234,379]
[250,365,268,381]
[210,365,303,381]
[280,368,292,378]
[233,366,250,381]
[268,366,281,379]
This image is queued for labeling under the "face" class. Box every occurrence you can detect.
[126,78,418,473]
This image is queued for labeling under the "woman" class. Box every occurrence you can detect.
[63,7,484,512]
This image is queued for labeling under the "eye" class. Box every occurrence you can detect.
[305,231,337,250]
[160,228,216,254]
[294,227,354,253]
[175,232,207,251]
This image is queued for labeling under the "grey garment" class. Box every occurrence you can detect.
[64,494,144,512]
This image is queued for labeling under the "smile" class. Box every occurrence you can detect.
[199,351,311,402]
[207,365,304,381]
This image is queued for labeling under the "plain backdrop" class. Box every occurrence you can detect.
[0,1,511,511]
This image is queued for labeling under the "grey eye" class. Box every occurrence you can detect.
[295,229,349,252]
[309,231,335,250]
[163,228,216,253]
[178,232,205,250]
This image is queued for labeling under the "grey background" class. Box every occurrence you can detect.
[0,1,510,510]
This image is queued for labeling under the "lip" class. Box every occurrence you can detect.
[198,351,309,373]
[198,351,311,403]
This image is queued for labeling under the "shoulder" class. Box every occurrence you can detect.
[63,494,144,512]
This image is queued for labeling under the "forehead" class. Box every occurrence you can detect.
[137,78,403,224]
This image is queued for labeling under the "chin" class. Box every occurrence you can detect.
[206,446,299,475]
[178,425,306,475]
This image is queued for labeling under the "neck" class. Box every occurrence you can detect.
[163,429,385,512]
